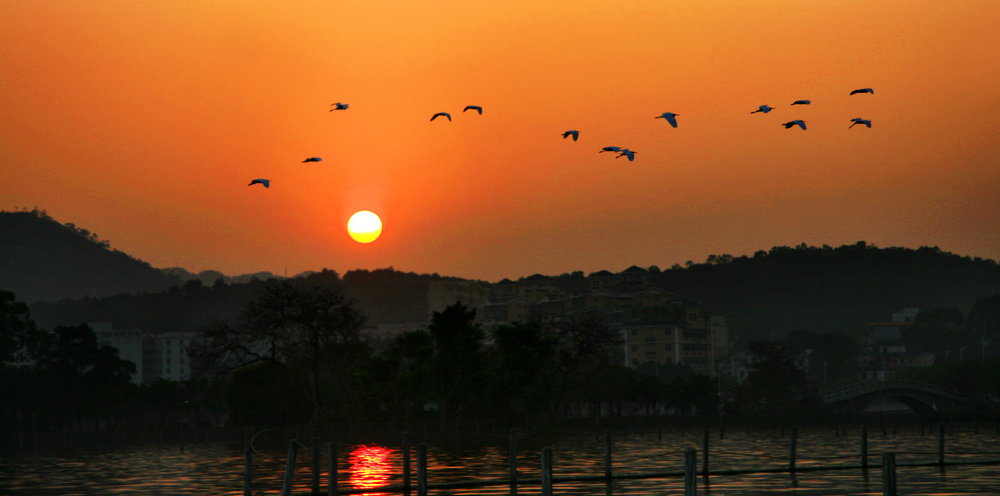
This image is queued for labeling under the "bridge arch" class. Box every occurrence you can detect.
[819,380,984,415]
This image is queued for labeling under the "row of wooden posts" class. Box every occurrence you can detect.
[245,425,960,496]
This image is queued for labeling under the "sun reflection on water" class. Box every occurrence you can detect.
[348,444,395,491]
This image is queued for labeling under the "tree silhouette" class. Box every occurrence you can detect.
[736,340,816,415]
[189,280,367,423]
[487,320,558,424]
[427,302,484,427]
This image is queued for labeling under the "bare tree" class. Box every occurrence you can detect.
[189,280,366,422]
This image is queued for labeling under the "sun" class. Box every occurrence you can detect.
[348,211,382,243]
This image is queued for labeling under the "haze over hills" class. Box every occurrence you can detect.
[5,209,1000,340]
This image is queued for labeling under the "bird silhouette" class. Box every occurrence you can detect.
[301,157,322,163]
[249,179,270,188]
[599,146,622,153]
[562,130,579,141]
[849,118,871,129]
[791,100,811,105]
[782,120,807,130]
[616,149,636,161]
[656,112,679,128]
[329,102,349,111]
[751,105,774,114]
[850,88,874,95]
[463,105,483,115]
[430,112,451,122]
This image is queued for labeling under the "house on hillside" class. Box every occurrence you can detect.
[857,308,934,382]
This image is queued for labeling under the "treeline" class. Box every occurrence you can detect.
[1,286,723,435]
[28,268,459,335]
[0,291,226,436]
[5,286,998,439]
[648,242,1000,338]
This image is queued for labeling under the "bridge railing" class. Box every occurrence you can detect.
[819,379,977,404]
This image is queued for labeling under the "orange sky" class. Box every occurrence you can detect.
[3,0,999,282]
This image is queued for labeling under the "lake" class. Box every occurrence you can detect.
[2,425,998,495]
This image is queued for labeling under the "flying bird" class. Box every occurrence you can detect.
[562,130,579,141]
[430,112,451,122]
[616,149,637,161]
[249,179,270,188]
[302,157,322,163]
[329,102,349,110]
[463,105,483,115]
[751,105,774,114]
[782,120,807,130]
[791,100,811,105]
[850,88,874,95]
[655,112,679,128]
[599,146,622,153]
[849,118,872,129]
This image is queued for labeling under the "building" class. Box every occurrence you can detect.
[92,322,145,384]
[93,323,201,384]
[472,267,730,375]
[858,308,934,382]
[427,279,491,316]
[151,331,197,383]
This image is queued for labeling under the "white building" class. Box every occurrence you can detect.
[91,322,145,384]
[152,331,198,382]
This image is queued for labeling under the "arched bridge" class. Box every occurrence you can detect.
[819,380,989,414]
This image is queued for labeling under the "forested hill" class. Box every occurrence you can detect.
[27,268,464,335]
[6,208,999,340]
[0,209,182,303]
[647,243,1000,338]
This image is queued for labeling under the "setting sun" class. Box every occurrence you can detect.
[348,211,382,243]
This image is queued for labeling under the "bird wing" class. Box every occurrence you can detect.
[666,115,678,127]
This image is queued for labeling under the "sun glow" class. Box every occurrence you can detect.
[348,211,383,243]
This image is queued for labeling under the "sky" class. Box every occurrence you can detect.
[3,1,999,283]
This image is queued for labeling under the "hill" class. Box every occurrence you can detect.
[6,209,999,342]
[0,209,182,303]
[648,242,1000,338]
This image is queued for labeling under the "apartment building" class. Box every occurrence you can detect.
[472,267,729,375]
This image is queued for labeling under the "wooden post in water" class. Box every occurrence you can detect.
[243,428,253,496]
[937,424,945,466]
[327,442,338,496]
[311,429,320,495]
[281,439,298,496]
[402,432,411,494]
[683,447,697,496]
[604,430,612,479]
[881,452,897,496]
[861,426,869,470]
[701,431,709,477]
[541,446,553,496]
[788,427,797,473]
[508,429,517,492]
[417,443,428,496]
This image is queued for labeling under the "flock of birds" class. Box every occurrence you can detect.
[248,88,874,186]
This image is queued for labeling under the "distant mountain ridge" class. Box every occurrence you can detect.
[5,209,1000,341]
[0,210,182,302]
[0,210,288,303]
